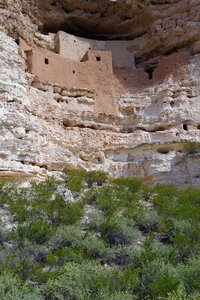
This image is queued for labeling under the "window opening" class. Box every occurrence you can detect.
[183,124,188,131]
[145,66,156,80]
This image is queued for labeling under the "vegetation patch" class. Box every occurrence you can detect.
[0,171,199,299]
[183,141,200,154]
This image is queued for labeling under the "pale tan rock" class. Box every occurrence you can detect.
[1,1,200,187]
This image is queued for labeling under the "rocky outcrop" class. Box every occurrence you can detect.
[1,0,200,186]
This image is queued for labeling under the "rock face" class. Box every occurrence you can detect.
[1,0,200,186]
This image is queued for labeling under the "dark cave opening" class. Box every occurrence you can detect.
[145,65,157,80]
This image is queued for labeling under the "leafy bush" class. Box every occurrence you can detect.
[1,175,200,298]
[64,169,108,191]
[49,225,106,259]
[103,244,142,267]
[85,185,144,221]
[0,273,42,300]
[96,288,136,300]
[112,177,142,192]
[166,288,200,300]
[44,196,84,225]
[46,247,84,267]
[16,220,54,245]
[183,141,200,155]
[40,261,139,300]
[140,260,180,299]
[64,168,88,192]
[100,217,141,246]
[177,254,200,294]
[85,170,108,188]
[49,225,84,250]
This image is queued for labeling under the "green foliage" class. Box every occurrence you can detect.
[64,168,108,191]
[100,217,141,246]
[0,273,42,300]
[140,260,180,298]
[96,289,137,300]
[112,177,143,194]
[85,170,108,188]
[40,261,139,300]
[16,220,54,245]
[49,225,84,250]
[64,168,87,192]
[183,141,200,154]
[1,174,200,299]
[46,247,84,266]
[84,184,144,221]
[166,287,200,300]
[103,244,142,268]
[49,225,106,259]
[177,254,200,294]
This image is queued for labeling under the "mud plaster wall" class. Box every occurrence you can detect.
[153,52,190,82]
[26,48,118,115]
[24,31,190,117]
[114,52,190,94]
[55,31,189,89]
[56,31,135,68]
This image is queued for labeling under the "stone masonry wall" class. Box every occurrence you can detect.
[24,32,190,118]
[56,31,135,68]
[26,48,118,115]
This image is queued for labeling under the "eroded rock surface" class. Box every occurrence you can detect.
[1,0,200,186]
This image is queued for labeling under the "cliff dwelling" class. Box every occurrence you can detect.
[20,31,190,116]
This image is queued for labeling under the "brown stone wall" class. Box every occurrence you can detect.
[56,31,135,69]
[153,52,190,82]
[113,68,149,93]
[26,48,118,115]
[25,37,190,117]
[113,51,190,94]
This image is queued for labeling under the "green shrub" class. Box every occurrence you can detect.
[112,177,142,194]
[141,241,176,265]
[20,240,48,265]
[1,174,200,298]
[166,287,200,300]
[0,182,17,207]
[0,273,42,300]
[64,169,108,191]
[87,185,144,221]
[0,248,42,282]
[96,288,136,300]
[85,207,104,231]
[183,141,200,155]
[177,254,200,294]
[50,225,106,258]
[49,225,84,250]
[17,220,54,245]
[64,168,87,192]
[30,177,58,201]
[85,170,108,188]
[78,233,107,258]
[100,217,141,246]
[46,247,84,267]
[44,195,84,225]
[140,260,180,298]
[103,244,142,268]
[40,261,138,300]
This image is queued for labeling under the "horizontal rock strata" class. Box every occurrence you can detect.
[1,1,200,186]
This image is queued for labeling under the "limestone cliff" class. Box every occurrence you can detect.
[1,0,200,186]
